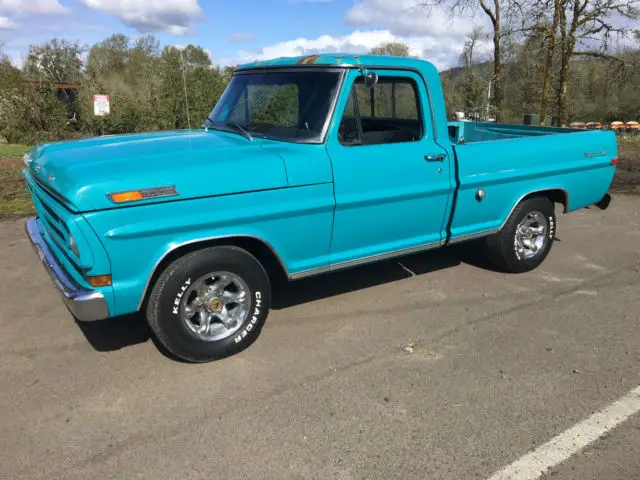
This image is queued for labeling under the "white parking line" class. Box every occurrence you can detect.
[487,386,640,480]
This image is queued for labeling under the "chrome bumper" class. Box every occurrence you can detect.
[25,217,109,322]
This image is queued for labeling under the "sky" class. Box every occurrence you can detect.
[0,0,493,70]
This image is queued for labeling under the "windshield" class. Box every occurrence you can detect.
[206,70,342,143]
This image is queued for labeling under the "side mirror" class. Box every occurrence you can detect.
[363,71,378,89]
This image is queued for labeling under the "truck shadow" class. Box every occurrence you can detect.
[76,313,150,353]
[272,245,461,309]
[76,242,494,353]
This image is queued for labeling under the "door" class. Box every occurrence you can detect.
[326,68,453,267]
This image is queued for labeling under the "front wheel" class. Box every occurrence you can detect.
[485,196,556,273]
[146,246,271,362]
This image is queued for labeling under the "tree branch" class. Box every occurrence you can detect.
[478,0,498,25]
[572,50,627,65]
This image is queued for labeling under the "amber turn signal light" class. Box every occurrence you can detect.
[86,275,112,287]
[109,191,144,203]
[108,186,178,204]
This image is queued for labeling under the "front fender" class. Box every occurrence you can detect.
[84,184,335,316]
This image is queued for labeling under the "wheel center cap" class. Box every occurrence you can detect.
[207,298,223,313]
[526,230,533,240]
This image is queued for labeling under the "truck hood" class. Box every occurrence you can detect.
[24,130,288,212]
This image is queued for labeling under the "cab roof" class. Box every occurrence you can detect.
[236,53,439,75]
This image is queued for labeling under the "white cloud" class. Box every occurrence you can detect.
[236,29,491,70]
[346,0,481,38]
[231,1,491,71]
[80,0,204,35]
[0,0,66,31]
[0,15,17,28]
[0,0,66,14]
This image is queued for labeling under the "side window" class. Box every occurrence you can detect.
[338,75,423,146]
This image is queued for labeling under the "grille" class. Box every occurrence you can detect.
[26,179,71,255]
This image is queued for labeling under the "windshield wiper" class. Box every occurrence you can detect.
[203,118,254,141]
[226,122,253,141]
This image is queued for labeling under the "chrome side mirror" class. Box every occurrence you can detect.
[363,71,378,89]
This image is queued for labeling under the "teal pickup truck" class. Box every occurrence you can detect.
[24,54,617,362]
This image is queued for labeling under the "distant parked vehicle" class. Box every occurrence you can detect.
[23,53,619,362]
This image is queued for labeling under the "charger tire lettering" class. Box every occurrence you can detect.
[235,291,262,343]
[548,216,555,239]
[172,278,192,315]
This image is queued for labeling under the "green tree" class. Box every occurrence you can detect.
[370,42,411,57]
[86,34,130,76]
[23,38,85,84]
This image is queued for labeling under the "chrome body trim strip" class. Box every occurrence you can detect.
[289,240,444,280]
[26,217,109,322]
[447,229,499,245]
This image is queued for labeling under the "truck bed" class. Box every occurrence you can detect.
[448,121,581,145]
[446,126,617,242]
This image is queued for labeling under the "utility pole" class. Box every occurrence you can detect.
[485,74,499,122]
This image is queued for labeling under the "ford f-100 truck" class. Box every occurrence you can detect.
[23,54,617,362]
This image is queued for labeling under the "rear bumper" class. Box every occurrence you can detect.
[26,217,109,322]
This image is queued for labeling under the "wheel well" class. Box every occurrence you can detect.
[139,236,289,310]
[522,189,568,213]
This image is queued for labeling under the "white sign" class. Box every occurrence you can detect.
[93,94,110,116]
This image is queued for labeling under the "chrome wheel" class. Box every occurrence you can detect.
[181,272,250,341]
[515,211,548,259]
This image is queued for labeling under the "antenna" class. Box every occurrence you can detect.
[179,49,192,129]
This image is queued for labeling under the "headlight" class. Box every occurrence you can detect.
[69,234,79,257]
[23,152,32,167]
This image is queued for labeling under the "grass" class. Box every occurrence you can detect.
[613,136,640,195]
[0,143,29,160]
[0,136,639,220]
[0,144,34,219]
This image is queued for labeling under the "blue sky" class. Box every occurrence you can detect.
[0,0,489,70]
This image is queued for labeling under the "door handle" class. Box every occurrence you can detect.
[424,154,446,162]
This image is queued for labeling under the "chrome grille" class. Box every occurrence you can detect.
[26,180,70,255]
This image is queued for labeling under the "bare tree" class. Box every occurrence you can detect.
[555,0,639,125]
[537,0,563,125]
[418,0,525,123]
[460,25,485,67]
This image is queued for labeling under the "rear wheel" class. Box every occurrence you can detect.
[146,246,271,363]
[485,196,556,273]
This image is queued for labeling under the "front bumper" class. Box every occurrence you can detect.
[26,217,109,322]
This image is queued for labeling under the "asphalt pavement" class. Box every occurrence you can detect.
[1,195,639,480]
